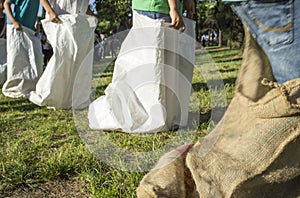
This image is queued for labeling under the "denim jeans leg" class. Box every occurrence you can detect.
[232,0,300,84]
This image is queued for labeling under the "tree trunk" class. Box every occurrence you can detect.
[218,29,222,47]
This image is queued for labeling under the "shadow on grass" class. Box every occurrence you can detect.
[192,79,234,92]
[0,103,37,112]
[91,84,109,98]
[219,68,238,73]
[214,57,242,63]
[192,82,209,92]
[93,72,113,78]
[210,52,241,59]
[223,77,237,86]
[0,98,38,112]
[0,98,27,105]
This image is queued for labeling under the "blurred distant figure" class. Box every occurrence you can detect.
[109,34,120,58]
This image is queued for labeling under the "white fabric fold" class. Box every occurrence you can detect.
[88,12,195,133]
[2,25,42,98]
[29,14,97,109]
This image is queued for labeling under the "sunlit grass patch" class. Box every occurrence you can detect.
[0,47,242,197]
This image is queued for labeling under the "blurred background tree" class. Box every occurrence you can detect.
[94,0,132,34]
[92,0,244,48]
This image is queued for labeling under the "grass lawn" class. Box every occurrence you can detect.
[0,47,242,197]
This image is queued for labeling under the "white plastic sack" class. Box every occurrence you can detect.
[0,38,7,86]
[2,25,43,98]
[88,12,195,133]
[29,14,97,109]
[48,0,88,15]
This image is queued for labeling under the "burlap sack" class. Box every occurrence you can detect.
[137,24,300,197]
[136,144,196,198]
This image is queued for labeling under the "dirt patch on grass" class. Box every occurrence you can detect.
[1,178,89,198]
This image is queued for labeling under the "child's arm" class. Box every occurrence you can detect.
[168,0,185,31]
[40,0,60,23]
[3,0,22,30]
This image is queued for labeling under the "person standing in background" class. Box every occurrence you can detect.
[29,0,98,109]
[132,0,194,30]
[2,0,58,98]
[137,1,300,197]
[88,0,196,133]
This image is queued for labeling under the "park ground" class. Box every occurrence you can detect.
[0,47,242,197]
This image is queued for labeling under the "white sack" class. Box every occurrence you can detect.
[29,14,97,109]
[48,0,88,15]
[88,12,195,133]
[2,25,43,98]
[0,38,7,86]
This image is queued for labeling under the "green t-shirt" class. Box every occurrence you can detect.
[9,0,40,30]
[132,0,182,15]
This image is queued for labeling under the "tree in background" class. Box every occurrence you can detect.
[92,0,243,48]
[94,0,132,34]
[196,0,243,48]
[215,0,244,48]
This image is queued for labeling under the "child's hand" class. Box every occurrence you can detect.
[169,9,185,31]
[48,11,61,23]
[13,22,22,30]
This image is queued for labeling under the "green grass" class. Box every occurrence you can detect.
[0,47,242,197]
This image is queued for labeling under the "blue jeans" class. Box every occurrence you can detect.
[232,0,300,84]
[134,10,172,23]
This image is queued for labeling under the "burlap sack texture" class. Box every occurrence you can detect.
[136,24,300,197]
[136,144,197,197]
